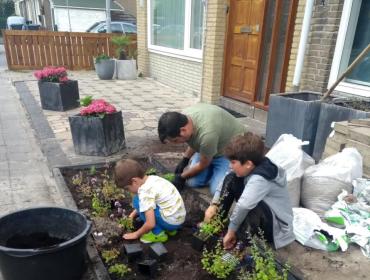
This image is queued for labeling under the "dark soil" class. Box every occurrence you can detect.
[62,159,214,280]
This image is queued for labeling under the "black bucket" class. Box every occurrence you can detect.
[0,207,92,280]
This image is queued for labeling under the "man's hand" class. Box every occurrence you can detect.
[223,230,237,249]
[123,231,140,240]
[173,173,186,191]
[175,157,190,174]
[204,205,218,223]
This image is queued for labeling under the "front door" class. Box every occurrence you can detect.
[223,0,266,103]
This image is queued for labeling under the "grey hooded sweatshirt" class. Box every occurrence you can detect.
[228,158,295,249]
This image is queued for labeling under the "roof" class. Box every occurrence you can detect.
[52,0,122,10]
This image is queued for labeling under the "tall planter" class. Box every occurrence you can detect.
[38,80,79,111]
[312,100,370,160]
[69,111,125,156]
[116,59,137,80]
[94,59,115,80]
[266,92,322,156]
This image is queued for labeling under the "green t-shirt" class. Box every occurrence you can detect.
[183,103,246,158]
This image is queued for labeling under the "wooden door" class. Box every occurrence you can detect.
[223,0,266,103]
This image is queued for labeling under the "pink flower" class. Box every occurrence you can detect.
[34,66,69,83]
[79,98,117,117]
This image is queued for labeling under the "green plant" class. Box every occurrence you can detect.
[79,95,93,107]
[200,212,226,238]
[145,167,157,175]
[238,234,290,280]
[91,194,110,217]
[162,173,175,182]
[202,242,239,279]
[95,54,111,64]
[111,35,133,60]
[108,263,131,278]
[102,248,120,264]
[118,216,134,232]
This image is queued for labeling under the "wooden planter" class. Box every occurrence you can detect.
[68,111,125,156]
[38,80,80,111]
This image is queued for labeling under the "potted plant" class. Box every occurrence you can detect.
[111,35,137,80]
[94,54,115,80]
[68,96,126,156]
[34,66,79,111]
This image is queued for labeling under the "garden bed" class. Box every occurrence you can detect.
[60,157,215,280]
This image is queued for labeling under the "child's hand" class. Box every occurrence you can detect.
[204,205,218,223]
[223,230,237,250]
[123,231,140,240]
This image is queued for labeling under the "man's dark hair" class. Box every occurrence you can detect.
[224,132,265,165]
[158,111,188,143]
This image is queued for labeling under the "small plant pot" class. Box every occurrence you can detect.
[137,259,158,277]
[68,111,126,156]
[38,80,79,111]
[94,59,115,80]
[116,59,137,80]
[122,243,143,262]
[191,232,208,252]
[149,243,168,261]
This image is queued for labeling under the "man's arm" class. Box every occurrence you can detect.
[181,153,212,178]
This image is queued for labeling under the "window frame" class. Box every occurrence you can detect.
[147,0,204,61]
[328,0,370,97]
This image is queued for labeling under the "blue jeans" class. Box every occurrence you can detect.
[133,195,181,235]
[186,153,230,196]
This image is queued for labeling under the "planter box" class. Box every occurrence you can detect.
[312,100,370,160]
[68,111,125,156]
[266,92,322,156]
[116,59,137,80]
[38,80,79,111]
[94,59,115,80]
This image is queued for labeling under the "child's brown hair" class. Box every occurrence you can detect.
[224,132,265,165]
[114,159,145,188]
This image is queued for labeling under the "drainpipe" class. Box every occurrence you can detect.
[106,0,111,33]
[292,0,314,91]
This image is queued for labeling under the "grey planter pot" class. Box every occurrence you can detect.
[312,99,370,160]
[69,111,125,156]
[38,80,80,111]
[116,59,137,80]
[266,92,322,156]
[94,59,115,80]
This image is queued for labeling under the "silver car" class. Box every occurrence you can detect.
[86,21,137,35]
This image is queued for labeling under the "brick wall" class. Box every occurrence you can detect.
[200,0,227,104]
[149,53,202,96]
[286,0,306,91]
[286,0,344,92]
[136,0,150,76]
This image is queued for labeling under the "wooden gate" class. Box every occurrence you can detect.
[1,30,137,70]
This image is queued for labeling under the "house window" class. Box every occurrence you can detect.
[148,0,204,60]
[329,0,370,97]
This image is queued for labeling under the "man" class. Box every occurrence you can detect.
[157,103,246,197]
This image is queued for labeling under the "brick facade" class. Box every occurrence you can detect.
[200,0,227,104]
[149,53,202,96]
[286,0,344,93]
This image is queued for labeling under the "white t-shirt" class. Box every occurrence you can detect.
[138,175,186,225]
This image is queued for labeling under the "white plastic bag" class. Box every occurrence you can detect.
[301,148,363,217]
[266,134,315,207]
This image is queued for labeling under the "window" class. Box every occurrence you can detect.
[329,0,370,97]
[148,0,205,59]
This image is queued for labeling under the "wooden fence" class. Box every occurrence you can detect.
[1,30,137,70]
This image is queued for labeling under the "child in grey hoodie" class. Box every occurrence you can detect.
[204,132,295,249]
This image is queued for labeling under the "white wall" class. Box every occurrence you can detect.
[54,8,106,32]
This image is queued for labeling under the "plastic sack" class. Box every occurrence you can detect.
[301,148,362,217]
[266,134,315,207]
[293,208,348,252]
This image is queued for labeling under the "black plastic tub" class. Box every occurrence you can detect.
[0,207,91,280]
